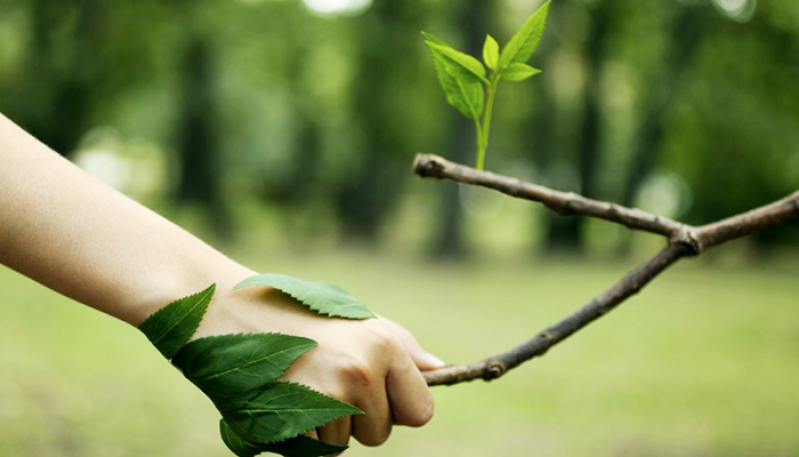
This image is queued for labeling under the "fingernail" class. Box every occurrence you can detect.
[421,352,447,369]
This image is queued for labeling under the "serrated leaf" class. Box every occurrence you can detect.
[500,63,541,81]
[173,333,317,410]
[422,32,485,120]
[499,1,550,70]
[428,43,487,82]
[139,284,215,359]
[420,31,448,47]
[234,274,374,320]
[220,420,346,457]
[483,34,500,71]
[223,382,362,444]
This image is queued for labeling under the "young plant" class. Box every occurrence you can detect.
[139,275,374,457]
[422,1,550,170]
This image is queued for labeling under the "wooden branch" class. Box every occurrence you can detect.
[413,153,688,243]
[414,153,799,386]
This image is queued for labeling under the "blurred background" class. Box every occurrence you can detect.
[1,0,799,456]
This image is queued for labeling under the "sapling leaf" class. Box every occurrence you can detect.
[483,34,500,71]
[427,43,487,83]
[173,333,317,410]
[220,420,347,457]
[223,382,363,444]
[498,1,550,70]
[500,63,542,82]
[139,283,215,359]
[422,32,485,120]
[234,273,374,319]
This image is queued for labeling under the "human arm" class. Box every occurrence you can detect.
[0,111,443,448]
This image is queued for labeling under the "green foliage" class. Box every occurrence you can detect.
[422,1,550,170]
[220,421,347,457]
[234,273,375,319]
[421,32,485,120]
[500,63,541,82]
[139,284,216,359]
[172,333,317,410]
[222,382,362,443]
[483,35,500,71]
[140,278,374,456]
[498,1,550,70]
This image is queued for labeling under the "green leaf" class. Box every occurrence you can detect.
[220,420,347,457]
[499,1,550,70]
[483,34,500,71]
[173,333,317,410]
[234,274,374,320]
[422,32,485,120]
[420,30,449,47]
[428,43,487,83]
[500,63,542,82]
[223,382,362,444]
[139,284,215,359]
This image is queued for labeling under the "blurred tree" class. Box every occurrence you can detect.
[544,1,615,254]
[333,0,420,242]
[175,33,231,238]
[8,0,105,157]
[615,2,709,256]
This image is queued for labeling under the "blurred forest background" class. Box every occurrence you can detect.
[1,0,799,456]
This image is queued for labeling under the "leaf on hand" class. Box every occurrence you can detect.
[223,382,363,444]
[173,333,317,410]
[500,63,541,82]
[139,284,216,359]
[421,31,485,120]
[483,34,500,71]
[498,1,550,70]
[220,420,346,457]
[234,274,374,320]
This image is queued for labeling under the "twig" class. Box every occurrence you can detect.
[414,153,799,386]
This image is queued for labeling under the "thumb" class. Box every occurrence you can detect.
[378,315,446,371]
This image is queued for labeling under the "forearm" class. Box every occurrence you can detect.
[0,112,251,325]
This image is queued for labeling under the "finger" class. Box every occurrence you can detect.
[318,416,351,449]
[351,379,392,446]
[379,316,446,371]
[386,350,435,427]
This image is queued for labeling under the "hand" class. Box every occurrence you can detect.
[193,281,446,449]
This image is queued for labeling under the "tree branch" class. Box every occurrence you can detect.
[414,153,799,386]
[413,153,687,242]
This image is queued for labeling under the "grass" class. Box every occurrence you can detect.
[1,245,798,457]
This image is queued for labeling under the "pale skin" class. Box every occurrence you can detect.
[0,112,444,449]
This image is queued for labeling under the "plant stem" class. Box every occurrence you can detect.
[476,78,498,170]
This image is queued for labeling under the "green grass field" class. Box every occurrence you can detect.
[2,246,798,457]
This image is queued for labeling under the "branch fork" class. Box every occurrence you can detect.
[413,153,799,386]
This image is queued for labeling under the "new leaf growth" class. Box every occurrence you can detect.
[422,1,550,170]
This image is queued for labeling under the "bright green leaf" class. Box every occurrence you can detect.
[420,31,448,47]
[220,420,347,457]
[234,274,374,319]
[483,34,500,71]
[139,284,215,359]
[500,63,542,82]
[422,32,485,120]
[173,333,317,410]
[428,43,487,82]
[223,382,362,444]
[499,1,550,70]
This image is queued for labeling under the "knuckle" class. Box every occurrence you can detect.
[358,427,392,447]
[340,356,373,387]
[405,397,435,427]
